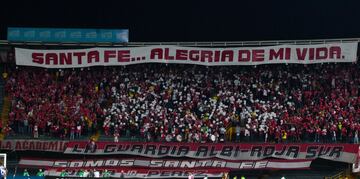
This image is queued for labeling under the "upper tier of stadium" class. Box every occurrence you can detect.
[0,38,359,144]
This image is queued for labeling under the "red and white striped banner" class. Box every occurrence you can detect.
[64,141,359,164]
[19,157,312,178]
[19,157,312,170]
[44,168,224,178]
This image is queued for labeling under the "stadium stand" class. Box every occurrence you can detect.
[0,40,359,179]
[3,63,360,144]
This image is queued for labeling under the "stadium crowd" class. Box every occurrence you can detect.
[3,63,360,143]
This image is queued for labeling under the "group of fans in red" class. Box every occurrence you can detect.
[2,63,360,144]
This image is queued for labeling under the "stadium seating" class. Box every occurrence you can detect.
[4,63,360,143]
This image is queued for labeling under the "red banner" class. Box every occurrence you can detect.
[64,142,359,164]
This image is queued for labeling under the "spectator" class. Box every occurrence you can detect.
[77,169,84,177]
[103,169,111,178]
[93,169,100,178]
[60,170,68,177]
[120,170,125,179]
[354,130,359,144]
[33,124,38,139]
[114,131,120,142]
[23,169,30,177]
[4,64,360,144]
[83,170,89,177]
[36,169,44,177]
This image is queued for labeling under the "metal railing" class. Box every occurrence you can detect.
[0,38,359,47]
[324,171,346,179]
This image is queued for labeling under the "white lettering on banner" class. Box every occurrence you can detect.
[15,43,358,68]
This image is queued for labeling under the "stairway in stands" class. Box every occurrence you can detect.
[90,130,101,141]
[0,66,8,140]
[324,170,355,179]
[0,79,4,118]
[0,96,10,140]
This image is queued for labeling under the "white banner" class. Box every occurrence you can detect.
[15,43,358,68]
